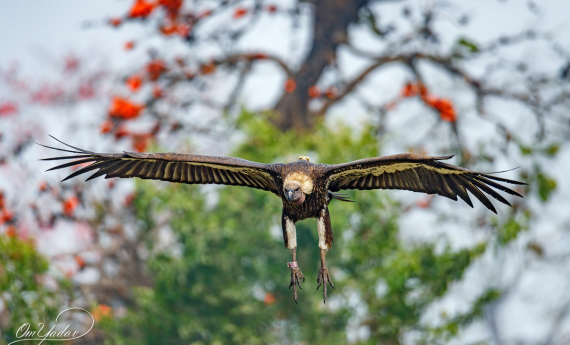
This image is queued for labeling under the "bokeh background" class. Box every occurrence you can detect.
[1,0,570,344]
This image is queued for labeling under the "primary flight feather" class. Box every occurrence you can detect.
[40,136,526,303]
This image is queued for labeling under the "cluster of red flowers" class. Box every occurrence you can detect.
[131,133,154,152]
[108,96,145,120]
[92,304,113,321]
[159,22,191,37]
[0,192,17,237]
[234,4,278,18]
[200,61,217,75]
[111,0,187,28]
[284,79,296,93]
[100,57,168,151]
[129,0,155,18]
[159,0,183,16]
[400,82,457,122]
[103,93,156,151]
[63,196,80,217]
[0,102,18,116]
[118,59,167,97]
[233,7,248,19]
[147,59,166,80]
[0,193,14,225]
[303,85,338,99]
[126,75,143,92]
[124,41,135,50]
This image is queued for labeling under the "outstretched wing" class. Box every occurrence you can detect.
[325,153,526,213]
[40,137,281,195]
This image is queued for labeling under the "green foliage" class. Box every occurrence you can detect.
[0,235,67,345]
[457,38,479,52]
[518,141,560,158]
[429,289,500,341]
[452,37,479,58]
[104,113,498,344]
[536,173,557,202]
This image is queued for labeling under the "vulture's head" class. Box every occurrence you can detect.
[284,180,306,205]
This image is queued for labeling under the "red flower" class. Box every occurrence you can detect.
[126,75,143,92]
[124,41,135,50]
[159,0,183,13]
[75,255,86,269]
[247,53,268,60]
[129,0,156,18]
[124,193,137,206]
[147,59,166,80]
[267,5,277,13]
[284,79,296,93]
[308,85,321,98]
[108,96,144,120]
[159,23,177,35]
[109,18,123,27]
[132,133,152,152]
[6,226,17,238]
[233,7,248,19]
[92,304,112,321]
[0,209,14,224]
[175,57,185,66]
[152,85,163,98]
[78,83,94,99]
[325,86,338,99]
[64,55,79,72]
[177,23,191,37]
[200,62,216,75]
[401,82,418,97]
[425,97,457,122]
[0,102,18,116]
[416,195,434,208]
[115,125,131,139]
[39,181,48,192]
[63,196,80,217]
[100,120,113,134]
[64,55,80,73]
[264,293,275,305]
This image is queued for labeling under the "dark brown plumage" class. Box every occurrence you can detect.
[40,137,526,303]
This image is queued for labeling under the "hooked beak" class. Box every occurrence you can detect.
[286,190,294,202]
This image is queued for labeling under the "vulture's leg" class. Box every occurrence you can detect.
[316,208,334,303]
[283,214,304,303]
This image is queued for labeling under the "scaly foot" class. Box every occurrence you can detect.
[316,266,334,303]
[289,266,305,303]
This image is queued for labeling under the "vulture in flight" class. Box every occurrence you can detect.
[40,136,525,303]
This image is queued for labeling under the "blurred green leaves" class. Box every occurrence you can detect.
[0,235,69,345]
[457,38,479,53]
[537,173,557,202]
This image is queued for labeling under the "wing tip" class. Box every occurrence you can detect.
[433,154,454,161]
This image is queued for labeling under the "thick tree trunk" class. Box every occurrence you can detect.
[273,0,369,131]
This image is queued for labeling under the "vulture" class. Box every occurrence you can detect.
[40,136,525,303]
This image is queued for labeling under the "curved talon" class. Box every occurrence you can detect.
[290,267,305,303]
[317,267,334,303]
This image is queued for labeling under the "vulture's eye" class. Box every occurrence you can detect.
[296,187,300,192]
